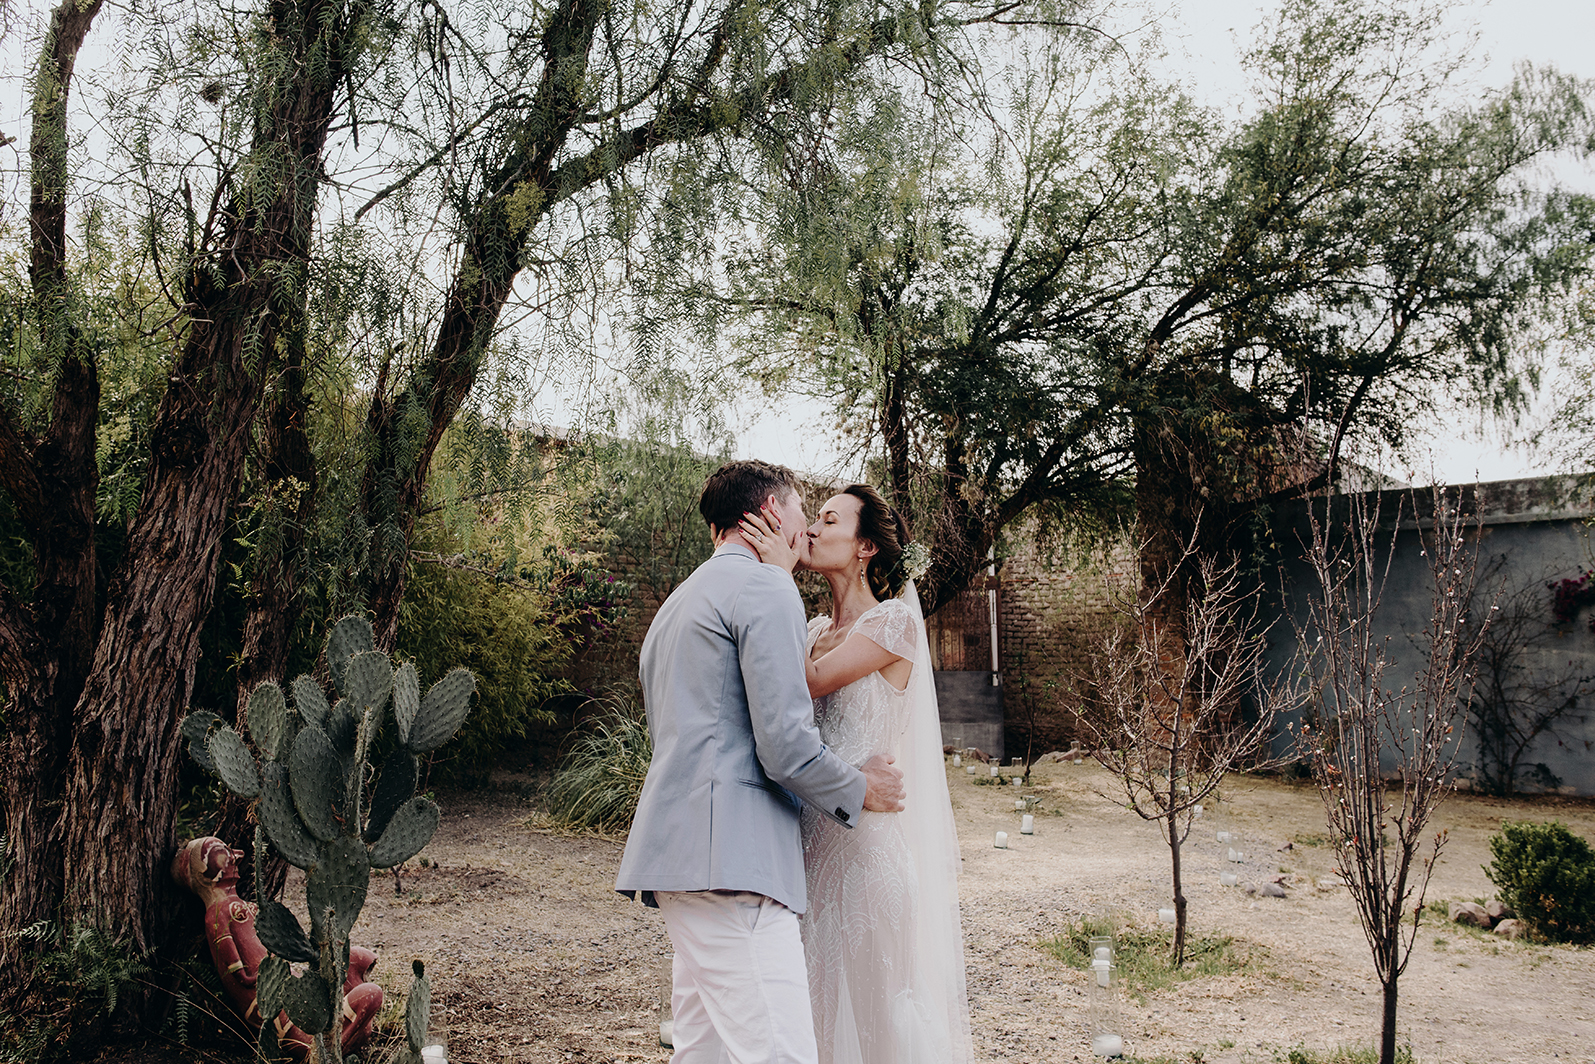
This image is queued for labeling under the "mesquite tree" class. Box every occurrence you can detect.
[1295,486,1491,1064]
[1081,527,1301,965]
[667,0,1592,616]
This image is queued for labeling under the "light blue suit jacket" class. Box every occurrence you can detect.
[615,542,866,913]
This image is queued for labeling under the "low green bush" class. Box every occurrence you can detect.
[1484,820,1595,945]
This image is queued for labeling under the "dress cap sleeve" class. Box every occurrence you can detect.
[851,598,922,668]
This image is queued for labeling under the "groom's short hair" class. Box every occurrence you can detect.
[700,460,803,534]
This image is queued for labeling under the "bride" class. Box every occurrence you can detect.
[740,485,972,1064]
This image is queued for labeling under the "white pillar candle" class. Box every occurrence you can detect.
[1158,908,1176,924]
[1220,872,1238,887]
[1216,831,1233,843]
[421,1047,448,1063]
[1227,847,1243,862]
[658,1020,673,1047]
[994,831,1009,848]
[990,764,1001,777]
[1014,799,1026,810]
[952,753,961,767]
[1021,814,1035,834]
[1092,1033,1124,1058]
[966,764,977,775]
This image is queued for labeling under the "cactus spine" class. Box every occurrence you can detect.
[183,615,475,1063]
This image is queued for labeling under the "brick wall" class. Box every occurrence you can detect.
[994,528,1137,757]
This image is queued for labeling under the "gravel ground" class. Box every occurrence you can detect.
[328,761,1595,1064]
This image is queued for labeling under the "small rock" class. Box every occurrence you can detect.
[1484,900,1515,924]
[1261,882,1288,899]
[1318,874,1347,889]
[1450,902,1492,929]
[1493,918,1526,941]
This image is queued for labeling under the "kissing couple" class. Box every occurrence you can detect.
[617,460,973,1064]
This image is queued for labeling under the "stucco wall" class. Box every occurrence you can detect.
[1262,478,1595,795]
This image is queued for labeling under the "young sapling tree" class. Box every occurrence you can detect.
[1295,487,1490,1064]
[1081,527,1300,965]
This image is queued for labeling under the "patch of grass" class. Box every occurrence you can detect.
[1039,916,1264,1003]
[1293,832,1334,848]
[546,698,651,832]
[1277,1044,1414,1064]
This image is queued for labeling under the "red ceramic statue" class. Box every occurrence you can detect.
[173,837,383,1059]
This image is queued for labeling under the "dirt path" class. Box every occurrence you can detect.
[342,763,1595,1063]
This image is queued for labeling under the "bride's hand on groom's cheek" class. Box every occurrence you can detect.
[739,507,800,574]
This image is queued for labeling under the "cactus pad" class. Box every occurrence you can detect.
[365,749,419,843]
[257,954,290,1027]
[255,900,316,963]
[327,615,375,694]
[247,682,290,762]
[283,967,332,1034]
[392,661,419,747]
[405,960,430,1050]
[327,698,359,761]
[307,836,370,943]
[407,668,476,752]
[258,762,318,869]
[292,674,330,729]
[345,650,393,712]
[180,711,221,773]
[369,797,440,869]
[290,726,346,842]
[207,724,260,799]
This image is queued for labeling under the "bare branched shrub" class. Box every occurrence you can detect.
[1081,526,1301,965]
[1295,487,1490,1064]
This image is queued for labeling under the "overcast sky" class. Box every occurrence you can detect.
[725,0,1595,486]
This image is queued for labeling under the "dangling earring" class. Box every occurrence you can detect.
[859,563,867,588]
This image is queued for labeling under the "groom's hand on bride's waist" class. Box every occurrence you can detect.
[861,754,906,813]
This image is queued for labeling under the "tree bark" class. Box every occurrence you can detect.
[219,341,317,901]
[0,0,105,989]
[50,0,351,952]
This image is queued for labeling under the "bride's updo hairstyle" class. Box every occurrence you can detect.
[843,484,913,599]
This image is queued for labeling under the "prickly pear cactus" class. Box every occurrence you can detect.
[181,615,475,1064]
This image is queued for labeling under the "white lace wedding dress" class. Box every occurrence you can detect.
[800,588,973,1064]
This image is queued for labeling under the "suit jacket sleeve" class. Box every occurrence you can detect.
[733,565,867,827]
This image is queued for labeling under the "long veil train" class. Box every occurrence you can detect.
[893,579,973,1062]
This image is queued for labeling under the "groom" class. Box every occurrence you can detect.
[616,459,905,1064]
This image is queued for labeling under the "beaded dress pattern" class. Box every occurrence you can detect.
[800,597,971,1064]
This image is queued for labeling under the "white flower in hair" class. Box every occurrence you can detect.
[901,541,931,582]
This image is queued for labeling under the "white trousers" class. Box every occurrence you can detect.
[655,890,819,1064]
